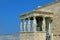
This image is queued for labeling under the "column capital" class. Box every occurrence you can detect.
[33,17,37,24]
[42,15,46,17]
[28,18,30,24]
[24,19,26,24]
[33,16,36,18]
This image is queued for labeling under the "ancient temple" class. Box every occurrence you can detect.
[20,0,60,40]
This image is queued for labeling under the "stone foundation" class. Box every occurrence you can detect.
[20,32,46,40]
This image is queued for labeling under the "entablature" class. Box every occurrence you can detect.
[20,11,53,19]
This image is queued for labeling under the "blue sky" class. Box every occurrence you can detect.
[0,0,56,34]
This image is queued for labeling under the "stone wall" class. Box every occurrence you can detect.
[53,34,60,40]
[34,32,46,40]
[36,2,60,40]
[20,32,46,40]
[20,32,34,40]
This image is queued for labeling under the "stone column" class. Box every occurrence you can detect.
[24,19,26,32]
[48,20,51,35]
[46,18,51,40]
[26,19,28,32]
[46,19,51,34]
[30,20,33,32]
[20,19,23,32]
[42,17,46,31]
[28,18,30,32]
[33,17,37,32]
